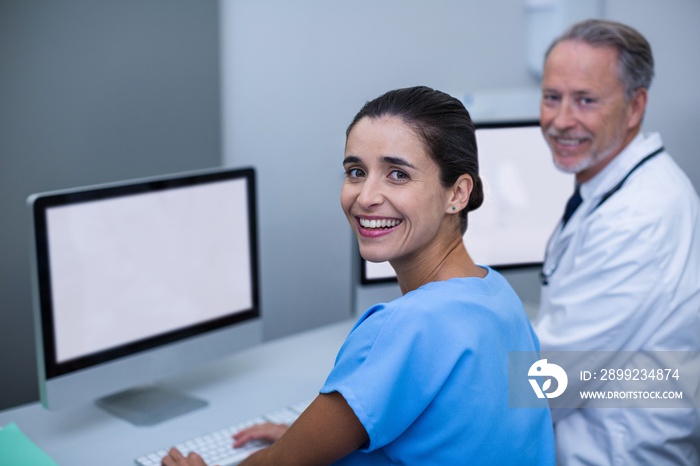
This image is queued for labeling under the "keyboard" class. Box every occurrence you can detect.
[135,399,313,466]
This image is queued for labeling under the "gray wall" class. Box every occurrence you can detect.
[0,1,221,410]
[220,0,700,320]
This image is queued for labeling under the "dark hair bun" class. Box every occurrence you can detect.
[467,175,484,212]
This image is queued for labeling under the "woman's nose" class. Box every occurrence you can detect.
[356,176,384,209]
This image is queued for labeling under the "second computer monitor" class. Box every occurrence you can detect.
[361,120,572,284]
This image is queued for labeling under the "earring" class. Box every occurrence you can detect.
[452,206,457,211]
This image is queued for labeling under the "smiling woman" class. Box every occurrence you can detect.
[340,87,485,294]
[163,86,556,466]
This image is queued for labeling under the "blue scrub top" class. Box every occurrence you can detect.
[321,268,555,465]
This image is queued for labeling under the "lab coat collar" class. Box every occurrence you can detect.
[579,132,664,203]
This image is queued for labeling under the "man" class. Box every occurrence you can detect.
[534,19,700,465]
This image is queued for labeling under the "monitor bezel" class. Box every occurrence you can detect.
[29,167,260,380]
[359,119,546,285]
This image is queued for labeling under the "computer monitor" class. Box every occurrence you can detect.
[361,120,573,284]
[28,167,261,425]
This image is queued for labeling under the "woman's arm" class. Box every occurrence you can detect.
[162,392,367,466]
[240,391,367,466]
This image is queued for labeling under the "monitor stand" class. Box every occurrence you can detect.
[95,385,208,426]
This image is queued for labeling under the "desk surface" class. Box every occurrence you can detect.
[0,319,355,466]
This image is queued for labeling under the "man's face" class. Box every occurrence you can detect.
[540,40,644,183]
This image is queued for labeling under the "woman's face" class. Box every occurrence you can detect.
[341,116,456,268]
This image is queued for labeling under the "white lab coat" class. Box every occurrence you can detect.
[534,133,700,465]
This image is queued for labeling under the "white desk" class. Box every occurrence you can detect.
[0,319,355,466]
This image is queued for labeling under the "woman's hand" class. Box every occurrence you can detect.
[233,422,289,448]
[161,447,208,466]
[159,423,288,466]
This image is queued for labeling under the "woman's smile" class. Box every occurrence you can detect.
[357,216,402,237]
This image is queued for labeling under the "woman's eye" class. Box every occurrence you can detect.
[389,170,409,182]
[346,168,365,179]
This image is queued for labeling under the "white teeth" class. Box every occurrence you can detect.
[360,218,400,229]
[557,138,583,146]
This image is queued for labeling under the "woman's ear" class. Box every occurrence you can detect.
[447,174,473,214]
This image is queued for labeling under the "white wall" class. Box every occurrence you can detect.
[220,0,700,327]
[606,0,700,187]
[220,0,538,338]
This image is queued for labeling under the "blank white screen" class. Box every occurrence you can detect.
[364,124,572,280]
[465,125,571,265]
[46,178,253,363]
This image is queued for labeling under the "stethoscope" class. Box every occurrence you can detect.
[539,146,665,286]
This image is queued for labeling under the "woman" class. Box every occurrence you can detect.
[164,86,554,465]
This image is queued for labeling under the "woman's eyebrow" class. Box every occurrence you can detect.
[382,156,416,170]
[343,155,361,166]
[342,155,417,170]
